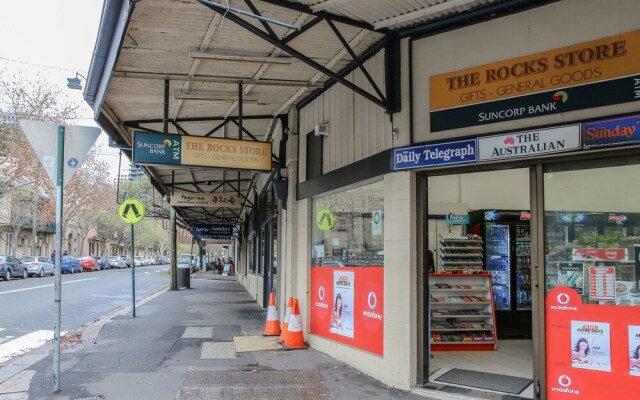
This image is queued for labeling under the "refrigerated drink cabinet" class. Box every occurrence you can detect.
[469,210,532,338]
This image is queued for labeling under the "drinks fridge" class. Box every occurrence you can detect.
[469,210,532,338]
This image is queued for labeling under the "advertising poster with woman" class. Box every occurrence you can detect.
[331,271,354,338]
[630,325,640,376]
[571,320,611,372]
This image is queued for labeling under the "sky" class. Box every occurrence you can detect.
[0,0,124,178]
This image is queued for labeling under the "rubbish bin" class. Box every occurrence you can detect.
[177,266,191,289]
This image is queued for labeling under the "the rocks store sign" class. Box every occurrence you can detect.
[429,30,640,132]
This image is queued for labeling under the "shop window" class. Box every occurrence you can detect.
[306,132,323,180]
[544,156,640,304]
[248,235,256,274]
[311,180,385,267]
[309,179,384,355]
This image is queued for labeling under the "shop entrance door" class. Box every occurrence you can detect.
[419,167,544,399]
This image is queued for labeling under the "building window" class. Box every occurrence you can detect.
[248,235,256,274]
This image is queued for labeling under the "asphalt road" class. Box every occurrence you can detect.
[0,265,169,345]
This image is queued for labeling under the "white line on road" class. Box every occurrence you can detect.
[0,330,66,364]
[144,272,151,275]
[0,278,98,295]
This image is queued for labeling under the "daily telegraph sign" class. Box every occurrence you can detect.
[170,191,242,209]
[133,131,272,172]
[393,139,476,170]
[190,224,236,239]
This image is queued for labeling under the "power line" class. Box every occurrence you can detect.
[0,56,87,74]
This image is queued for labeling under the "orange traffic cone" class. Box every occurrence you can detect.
[278,297,294,344]
[263,292,281,336]
[282,298,307,350]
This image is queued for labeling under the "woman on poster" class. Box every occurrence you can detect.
[631,345,640,371]
[572,338,593,365]
[331,293,343,329]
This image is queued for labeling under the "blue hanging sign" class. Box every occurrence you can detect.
[392,139,476,171]
[190,224,236,239]
[583,114,640,148]
[445,213,469,225]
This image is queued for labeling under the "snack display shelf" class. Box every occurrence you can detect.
[429,272,497,351]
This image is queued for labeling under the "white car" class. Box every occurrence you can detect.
[134,256,143,267]
[143,257,154,266]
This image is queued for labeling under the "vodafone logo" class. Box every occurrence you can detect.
[314,286,329,309]
[558,375,572,387]
[368,291,377,309]
[551,374,580,395]
[318,286,325,301]
[550,292,578,311]
[557,293,570,305]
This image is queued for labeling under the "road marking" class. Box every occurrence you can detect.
[0,330,66,364]
[0,278,98,295]
[144,272,151,275]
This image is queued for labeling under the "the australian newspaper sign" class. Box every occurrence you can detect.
[477,124,580,161]
[170,191,242,209]
[133,131,272,172]
[393,139,476,170]
[429,30,640,131]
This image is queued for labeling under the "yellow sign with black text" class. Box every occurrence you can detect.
[119,198,145,224]
[181,136,272,172]
[430,30,640,111]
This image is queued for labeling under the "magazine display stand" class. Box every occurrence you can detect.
[429,273,497,351]
[437,233,484,273]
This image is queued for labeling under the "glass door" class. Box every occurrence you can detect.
[516,224,532,310]
[486,222,511,310]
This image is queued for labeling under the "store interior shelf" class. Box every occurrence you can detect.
[429,267,497,351]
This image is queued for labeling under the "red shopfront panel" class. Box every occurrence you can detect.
[546,287,640,399]
[310,266,384,356]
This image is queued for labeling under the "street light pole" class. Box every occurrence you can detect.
[32,189,38,256]
[53,126,64,393]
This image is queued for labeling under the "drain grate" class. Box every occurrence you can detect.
[179,370,333,400]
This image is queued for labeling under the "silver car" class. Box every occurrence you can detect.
[20,256,55,277]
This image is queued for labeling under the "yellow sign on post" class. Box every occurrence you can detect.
[119,198,145,224]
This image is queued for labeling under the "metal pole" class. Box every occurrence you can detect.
[170,207,177,290]
[53,125,65,393]
[32,190,38,256]
[131,223,136,317]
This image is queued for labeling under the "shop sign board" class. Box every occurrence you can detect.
[190,224,235,239]
[133,131,272,172]
[477,124,580,162]
[572,248,628,262]
[311,265,383,355]
[546,287,640,399]
[170,191,242,209]
[392,139,476,170]
[429,30,640,132]
[445,213,469,225]
[582,114,640,148]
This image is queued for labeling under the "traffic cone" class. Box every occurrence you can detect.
[263,292,281,336]
[278,297,294,344]
[282,298,307,350]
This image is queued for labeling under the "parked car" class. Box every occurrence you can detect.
[143,256,154,266]
[0,255,28,281]
[95,256,109,270]
[60,255,82,274]
[134,256,143,267]
[79,256,99,271]
[106,256,120,268]
[119,256,131,268]
[20,256,55,277]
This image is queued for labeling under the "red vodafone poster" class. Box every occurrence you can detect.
[546,287,640,399]
[311,266,383,355]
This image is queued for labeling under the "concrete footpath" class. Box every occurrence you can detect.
[3,272,436,400]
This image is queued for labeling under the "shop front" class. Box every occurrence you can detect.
[405,1,640,397]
